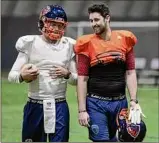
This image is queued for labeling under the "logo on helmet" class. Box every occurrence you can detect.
[127,124,140,138]
[118,108,129,120]
[55,17,64,22]
[41,6,51,15]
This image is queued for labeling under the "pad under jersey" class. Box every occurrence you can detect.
[74,30,137,96]
[9,35,77,100]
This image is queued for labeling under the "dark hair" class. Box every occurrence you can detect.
[88,4,110,18]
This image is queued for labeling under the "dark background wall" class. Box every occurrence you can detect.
[1,0,159,71]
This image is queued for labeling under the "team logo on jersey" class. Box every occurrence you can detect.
[117,35,122,40]
[91,124,99,135]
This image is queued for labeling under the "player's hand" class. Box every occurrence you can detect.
[78,111,90,127]
[128,101,146,124]
[49,65,70,79]
[20,64,39,82]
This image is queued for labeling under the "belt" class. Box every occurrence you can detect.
[87,93,125,101]
[28,97,66,104]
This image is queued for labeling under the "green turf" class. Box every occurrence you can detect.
[1,79,159,142]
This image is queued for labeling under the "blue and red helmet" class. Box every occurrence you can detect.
[38,5,68,40]
[116,108,147,142]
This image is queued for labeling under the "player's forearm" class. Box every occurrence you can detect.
[67,57,77,85]
[77,76,88,111]
[8,71,22,83]
[8,52,28,83]
[126,69,137,100]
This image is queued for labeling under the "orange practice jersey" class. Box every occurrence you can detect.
[74,30,137,67]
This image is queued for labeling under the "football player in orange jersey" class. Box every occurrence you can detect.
[74,4,146,142]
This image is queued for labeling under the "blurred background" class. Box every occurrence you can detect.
[1,0,159,86]
[1,0,159,142]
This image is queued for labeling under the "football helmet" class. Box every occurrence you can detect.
[116,108,147,142]
[38,5,67,40]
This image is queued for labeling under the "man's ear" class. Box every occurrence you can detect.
[105,15,110,22]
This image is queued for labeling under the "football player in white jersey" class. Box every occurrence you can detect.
[8,5,77,142]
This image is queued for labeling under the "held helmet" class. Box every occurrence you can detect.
[116,108,147,142]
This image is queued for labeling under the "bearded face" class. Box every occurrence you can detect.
[89,12,109,35]
[93,24,106,35]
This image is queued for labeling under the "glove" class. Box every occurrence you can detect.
[128,103,146,124]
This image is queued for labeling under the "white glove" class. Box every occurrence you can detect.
[128,103,146,124]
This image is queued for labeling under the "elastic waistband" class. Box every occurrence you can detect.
[87,93,125,101]
[28,97,66,104]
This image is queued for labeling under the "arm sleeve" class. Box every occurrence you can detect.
[77,54,90,76]
[126,48,135,70]
[8,52,28,83]
[8,35,34,83]
[67,56,77,85]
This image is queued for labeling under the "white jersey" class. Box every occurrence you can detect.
[8,35,77,100]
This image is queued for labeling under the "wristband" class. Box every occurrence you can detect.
[130,99,138,104]
[78,110,87,113]
[64,71,71,79]
[19,74,24,82]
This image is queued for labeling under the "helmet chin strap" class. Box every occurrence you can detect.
[48,31,63,40]
[41,34,60,45]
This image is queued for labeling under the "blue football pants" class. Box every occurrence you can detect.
[86,96,128,142]
[22,100,69,142]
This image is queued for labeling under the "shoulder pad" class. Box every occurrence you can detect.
[74,34,94,56]
[15,35,36,54]
[76,34,94,46]
[117,30,137,47]
[61,37,76,59]
[63,37,76,45]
